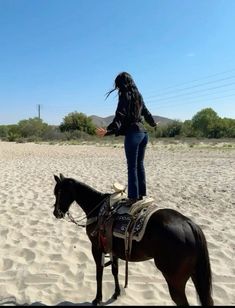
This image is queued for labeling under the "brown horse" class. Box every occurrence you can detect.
[53,173,213,306]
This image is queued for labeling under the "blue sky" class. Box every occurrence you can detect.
[0,0,235,125]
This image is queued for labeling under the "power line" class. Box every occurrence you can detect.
[142,68,235,112]
[145,75,235,100]
[149,89,235,109]
[152,93,235,111]
[145,67,235,96]
[147,81,235,103]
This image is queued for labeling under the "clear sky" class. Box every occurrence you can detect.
[0,0,235,125]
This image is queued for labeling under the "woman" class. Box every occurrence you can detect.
[96,72,158,206]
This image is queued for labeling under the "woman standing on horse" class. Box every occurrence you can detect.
[96,72,158,206]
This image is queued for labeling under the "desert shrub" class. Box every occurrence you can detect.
[59,112,96,135]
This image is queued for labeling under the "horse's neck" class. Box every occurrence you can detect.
[74,180,107,217]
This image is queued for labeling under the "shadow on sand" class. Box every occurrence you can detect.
[0,296,117,306]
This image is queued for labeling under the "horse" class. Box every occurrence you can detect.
[52,173,213,306]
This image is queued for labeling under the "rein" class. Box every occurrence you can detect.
[64,195,110,228]
[66,212,87,228]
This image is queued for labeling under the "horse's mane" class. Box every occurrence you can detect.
[69,177,109,199]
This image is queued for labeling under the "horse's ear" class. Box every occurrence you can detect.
[60,173,65,181]
[54,175,61,183]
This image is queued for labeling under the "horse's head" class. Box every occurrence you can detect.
[53,173,76,219]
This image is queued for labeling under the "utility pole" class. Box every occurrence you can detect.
[37,104,41,119]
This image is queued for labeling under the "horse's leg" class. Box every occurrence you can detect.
[91,245,103,306]
[166,278,189,306]
[111,256,121,299]
[156,258,189,306]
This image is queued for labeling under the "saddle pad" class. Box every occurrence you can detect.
[112,197,155,215]
[129,197,154,215]
[113,202,158,242]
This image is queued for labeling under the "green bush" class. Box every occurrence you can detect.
[59,111,96,135]
[17,117,48,138]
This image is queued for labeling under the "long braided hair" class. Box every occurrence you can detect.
[106,72,142,119]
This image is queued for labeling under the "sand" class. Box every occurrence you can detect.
[0,140,234,305]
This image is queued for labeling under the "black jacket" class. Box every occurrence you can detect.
[106,93,156,136]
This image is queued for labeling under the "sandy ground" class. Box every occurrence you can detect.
[0,140,234,306]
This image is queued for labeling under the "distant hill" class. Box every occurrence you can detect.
[90,115,173,127]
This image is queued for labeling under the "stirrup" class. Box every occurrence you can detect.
[101,253,113,267]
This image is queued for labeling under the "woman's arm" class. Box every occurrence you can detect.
[96,96,127,137]
[95,127,107,137]
[142,101,157,127]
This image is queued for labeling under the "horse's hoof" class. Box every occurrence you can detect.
[92,298,102,306]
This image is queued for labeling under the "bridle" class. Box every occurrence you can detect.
[54,190,65,219]
[54,189,87,227]
[55,189,110,228]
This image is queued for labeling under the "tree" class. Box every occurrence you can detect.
[17,117,48,138]
[181,120,196,137]
[191,108,219,138]
[166,120,183,137]
[0,124,21,141]
[59,111,96,135]
[0,125,8,138]
[220,118,235,138]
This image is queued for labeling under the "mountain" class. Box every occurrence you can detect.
[90,115,173,127]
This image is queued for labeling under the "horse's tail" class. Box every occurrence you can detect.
[188,220,214,306]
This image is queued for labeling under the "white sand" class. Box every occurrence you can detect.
[0,140,234,305]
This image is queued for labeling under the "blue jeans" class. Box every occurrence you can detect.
[124,131,148,199]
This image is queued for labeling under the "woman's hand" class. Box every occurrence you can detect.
[95,127,107,137]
